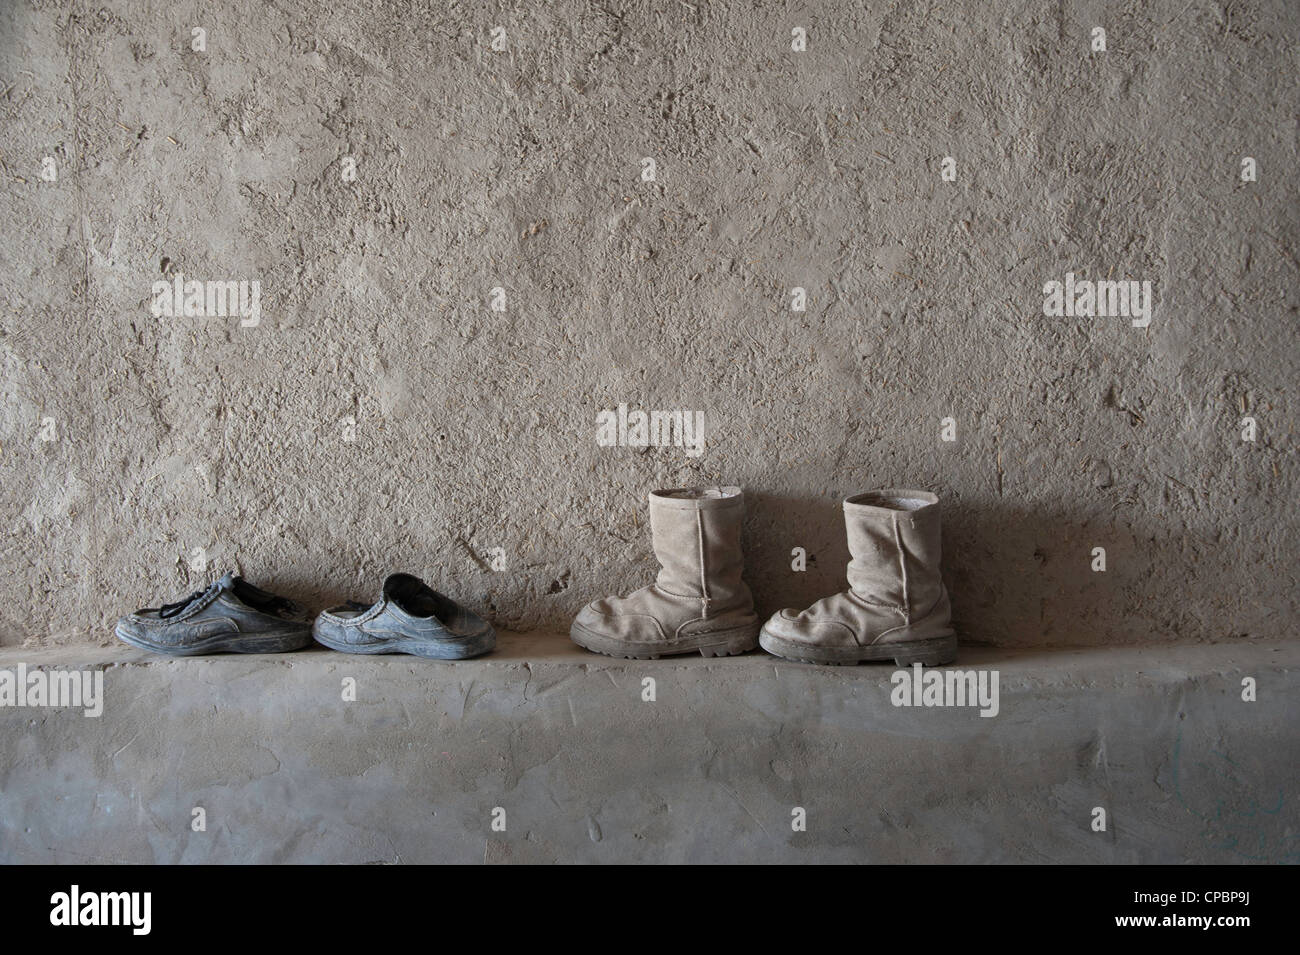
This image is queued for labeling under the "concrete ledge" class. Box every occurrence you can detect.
[1,636,1295,863]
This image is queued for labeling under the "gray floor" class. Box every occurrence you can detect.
[2,637,1294,863]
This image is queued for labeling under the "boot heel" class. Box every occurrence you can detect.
[697,627,760,658]
[891,634,958,667]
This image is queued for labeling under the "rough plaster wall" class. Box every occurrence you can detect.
[0,0,1296,648]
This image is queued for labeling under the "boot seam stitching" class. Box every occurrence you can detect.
[852,596,906,611]
[678,615,754,637]
[893,513,911,623]
[655,585,696,598]
[697,510,710,619]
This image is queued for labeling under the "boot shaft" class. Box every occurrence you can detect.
[649,486,752,615]
[843,489,945,620]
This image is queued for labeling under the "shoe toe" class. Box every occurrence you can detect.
[114,612,178,651]
[312,614,354,647]
[114,614,144,643]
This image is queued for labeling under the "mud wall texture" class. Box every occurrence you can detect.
[1,0,1296,648]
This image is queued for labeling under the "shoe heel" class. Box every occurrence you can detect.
[891,634,958,667]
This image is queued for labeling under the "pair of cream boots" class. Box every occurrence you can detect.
[569,486,957,666]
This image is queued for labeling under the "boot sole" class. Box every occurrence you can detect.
[758,628,958,667]
[115,625,313,656]
[570,621,759,660]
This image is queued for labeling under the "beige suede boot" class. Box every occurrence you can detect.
[759,490,957,666]
[570,486,760,659]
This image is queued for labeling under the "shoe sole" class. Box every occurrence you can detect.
[758,628,958,667]
[115,626,313,656]
[569,621,759,660]
[312,629,495,660]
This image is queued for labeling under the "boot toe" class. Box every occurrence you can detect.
[572,601,609,636]
[763,608,858,649]
[572,600,664,644]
